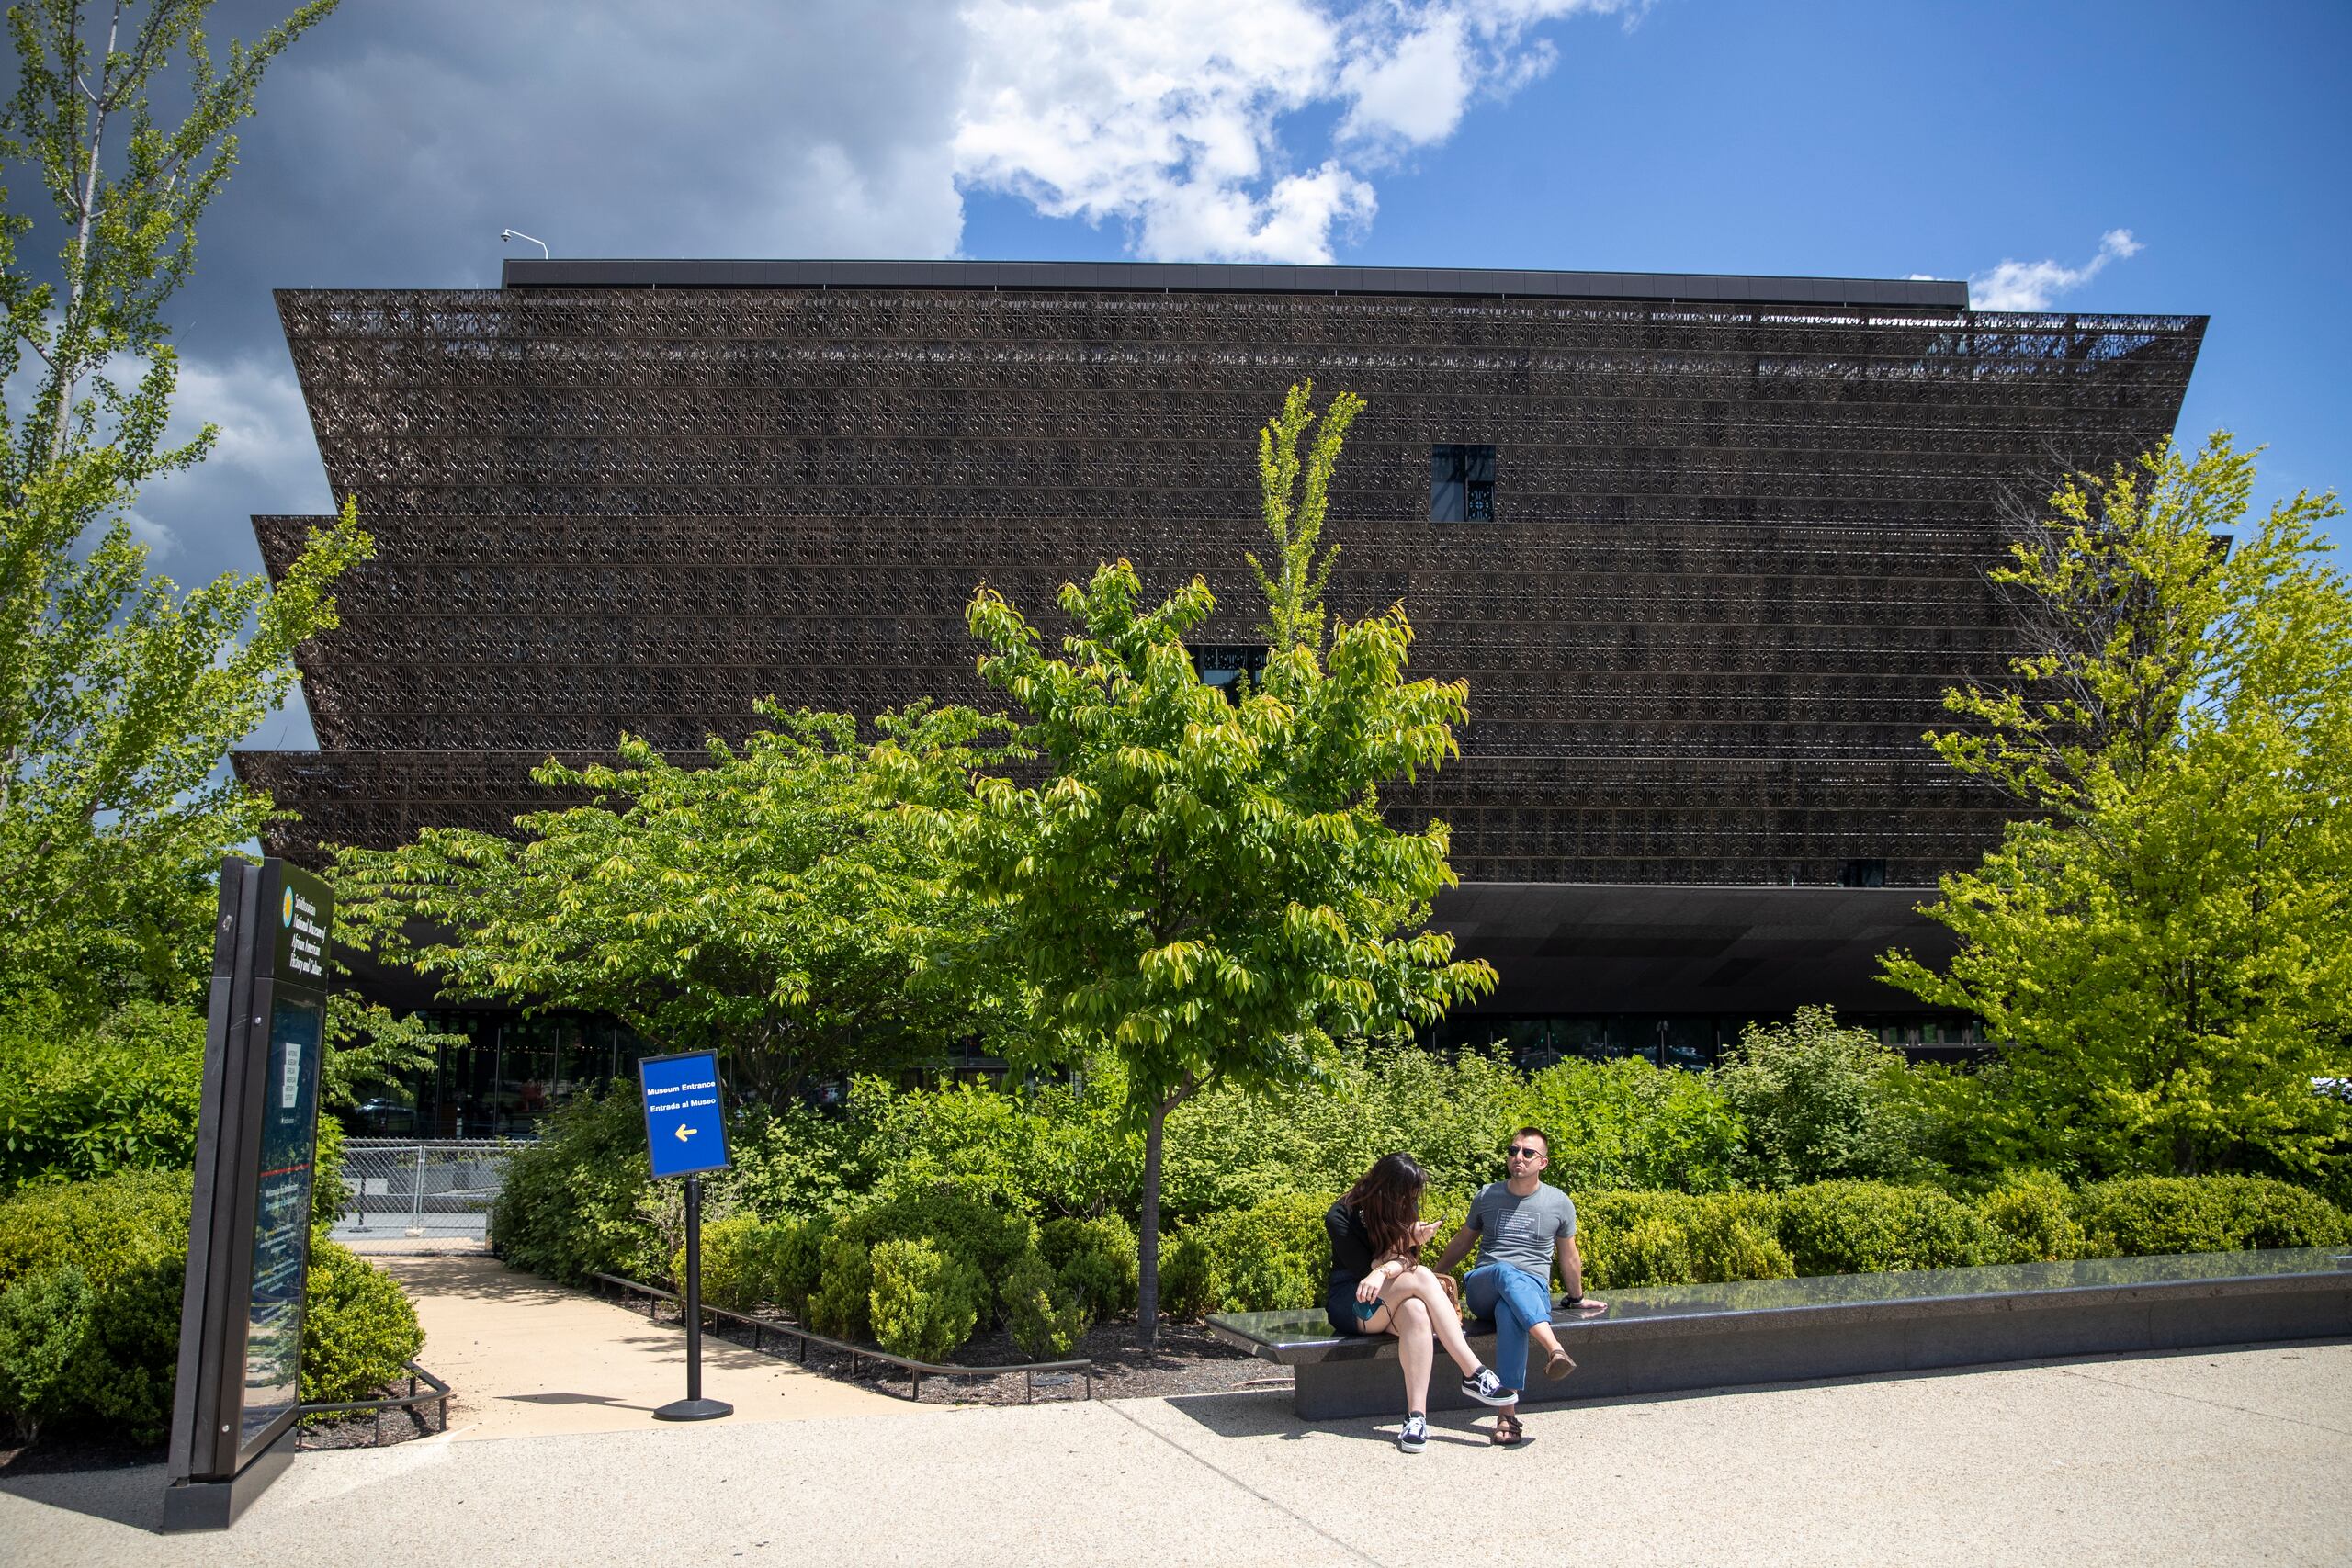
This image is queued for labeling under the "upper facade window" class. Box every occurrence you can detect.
[1430,444,1497,523]
[1190,644,1267,704]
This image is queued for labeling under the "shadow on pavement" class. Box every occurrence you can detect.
[1159,1387,1494,1450]
[0,1461,164,1535]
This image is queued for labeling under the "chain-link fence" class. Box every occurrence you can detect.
[333,1139,517,1246]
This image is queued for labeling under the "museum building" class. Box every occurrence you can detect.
[233,260,2205,1133]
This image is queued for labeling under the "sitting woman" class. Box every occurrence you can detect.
[1326,1152,1514,1452]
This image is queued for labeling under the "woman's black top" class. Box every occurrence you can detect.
[1324,1201,1377,1335]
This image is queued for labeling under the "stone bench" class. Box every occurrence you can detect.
[1209,1248,2352,1420]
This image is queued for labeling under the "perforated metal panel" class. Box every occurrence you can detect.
[237,278,2202,884]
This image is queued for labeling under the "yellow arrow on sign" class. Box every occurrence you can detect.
[674,1125,696,1142]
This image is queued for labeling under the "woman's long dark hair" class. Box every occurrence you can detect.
[1340,1152,1429,1261]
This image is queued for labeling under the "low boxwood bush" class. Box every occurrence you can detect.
[1976,1171,2086,1263]
[300,1238,424,1404]
[1004,1247,1091,1359]
[1038,1214,1137,1319]
[2071,1177,2348,1258]
[669,1213,766,1313]
[1160,1192,1334,1317]
[1578,1190,1792,1290]
[766,1217,831,1320]
[867,1238,983,1362]
[1774,1181,1993,1275]
[804,1181,1035,1341]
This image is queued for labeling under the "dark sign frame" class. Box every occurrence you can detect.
[164,857,334,1530]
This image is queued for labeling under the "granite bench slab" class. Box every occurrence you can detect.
[1209,1248,2352,1420]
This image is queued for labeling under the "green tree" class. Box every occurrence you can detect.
[1714,1006,1934,1188]
[1883,435,2352,1181]
[899,388,1496,1344]
[337,705,1035,1103]
[0,0,365,1012]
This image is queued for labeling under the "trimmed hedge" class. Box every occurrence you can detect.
[1774,1181,1994,1275]
[2073,1177,2347,1257]
[1578,1190,1792,1290]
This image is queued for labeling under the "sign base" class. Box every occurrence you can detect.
[653,1396,734,1422]
[162,1426,297,1532]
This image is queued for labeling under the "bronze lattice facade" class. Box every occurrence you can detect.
[237,260,2203,1043]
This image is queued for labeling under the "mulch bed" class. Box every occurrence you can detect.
[700,1308,1288,1405]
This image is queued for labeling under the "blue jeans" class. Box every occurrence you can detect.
[1464,1262,1552,1392]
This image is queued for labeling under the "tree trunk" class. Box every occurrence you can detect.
[1137,1097,1166,1352]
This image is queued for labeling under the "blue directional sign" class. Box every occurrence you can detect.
[639,1051,730,1179]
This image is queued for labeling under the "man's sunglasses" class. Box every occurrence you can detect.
[1507,1145,1544,1159]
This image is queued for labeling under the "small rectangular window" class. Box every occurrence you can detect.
[1430,444,1497,523]
[1838,859,1888,888]
[1189,643,1267,704]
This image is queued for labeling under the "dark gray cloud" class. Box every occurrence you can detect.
[83,0,1634,747]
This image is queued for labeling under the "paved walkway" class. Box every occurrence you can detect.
[5,1341,2346,1565]
[377,1255,909,1439]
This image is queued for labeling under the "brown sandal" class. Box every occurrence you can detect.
[1544,1348,1577,1380]
[1491,1411,1524,1447]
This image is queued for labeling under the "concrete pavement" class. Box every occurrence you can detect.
[376,1255,910,1438]
[5,1340,2346,1566]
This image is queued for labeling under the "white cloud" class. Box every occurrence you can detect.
[1970,228,2143,312]
[951,0,1645,263]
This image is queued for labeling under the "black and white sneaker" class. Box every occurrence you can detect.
[1397,1413,1428,1453]
[1460,1366,1513,1407]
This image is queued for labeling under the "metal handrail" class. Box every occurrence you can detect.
[587,1271,1094,1404]
[296,1360,451,1448]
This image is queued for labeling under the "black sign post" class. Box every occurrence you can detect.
[639,1050,733,1422]
[164,858,334,1531]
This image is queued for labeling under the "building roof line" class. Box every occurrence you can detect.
[498,257,1972,310]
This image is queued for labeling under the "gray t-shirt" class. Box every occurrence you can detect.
[1466,1180,1577,1283]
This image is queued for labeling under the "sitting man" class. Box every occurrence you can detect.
[1432,1125,1607,1446]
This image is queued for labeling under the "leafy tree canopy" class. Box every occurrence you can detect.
[1884,434,2352,1180]
[337,704,1038,1104]
[0,0,364,1014]
[892,384,1495,1340]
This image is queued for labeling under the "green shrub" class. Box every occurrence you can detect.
[1038,1214,1137,1318]
[730,1102,869,1222]
[1160,1192,1333,1317]
[831,1181,1038,1284]
[1975,1171,2086,1263]
[669,1213,765,1312]
[1716,1006,1935,1189]
[1519,1057,1745,1194]
[807,1230,874,1339]
[0,1166,190,1291]
[1577,1190,1792,1290]
[0,1172,218,1442]
[1004,1248,1091,1359]
[766,1217,831,1319]
[867,1238,983,1363]
[0,1267,93,1440]
[488,1090,660,1283]
[0,1170,425,1443]
[0,1001,205,1194]
[300,1239,424,1404]
[311,1113,346,1230]
[1774,1181,1993,1275]
[2072,1177,2349,1257]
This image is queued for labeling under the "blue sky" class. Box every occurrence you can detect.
[85,0,2352,748]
